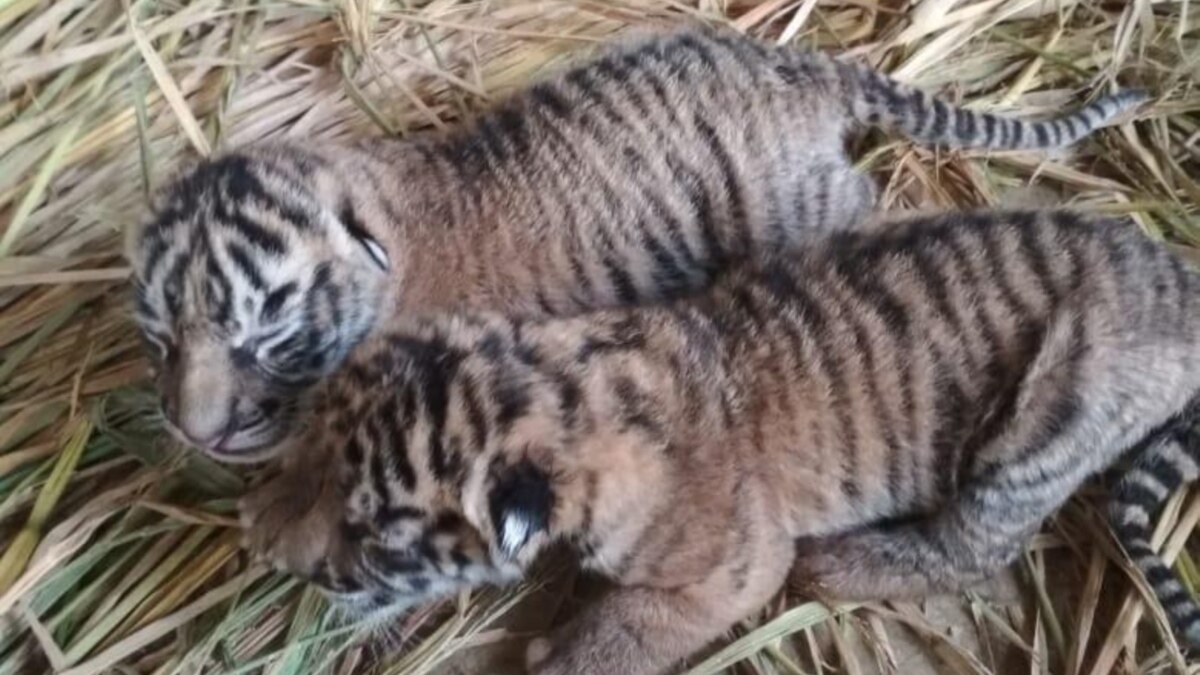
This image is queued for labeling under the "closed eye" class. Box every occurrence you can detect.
[261,282,298,321]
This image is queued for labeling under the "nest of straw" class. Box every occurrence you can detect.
[0,1,1197,674]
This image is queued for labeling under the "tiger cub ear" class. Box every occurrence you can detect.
[487,458,554,558]
[337,201,389,271]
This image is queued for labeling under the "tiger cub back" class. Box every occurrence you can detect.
[129,24,1146,461]
[244,209,1200,672]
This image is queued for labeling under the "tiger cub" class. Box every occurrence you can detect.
[127,25,1145,462]
[242,210,1200,672]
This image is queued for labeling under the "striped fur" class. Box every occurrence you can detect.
[1108,409,1200,648]
[129,24,1146,460]
[243,210,1200,672]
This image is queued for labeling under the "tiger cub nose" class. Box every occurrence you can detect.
[170,378,237,450]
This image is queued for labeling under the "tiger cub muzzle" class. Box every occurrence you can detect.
[157,332,300,461]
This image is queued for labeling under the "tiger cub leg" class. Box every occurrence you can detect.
[240,439,346,577]
[527,535,794,675]
[792,495,1038,600]
[796,314,1176,601]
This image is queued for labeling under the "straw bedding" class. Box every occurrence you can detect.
[0,1,1197,673]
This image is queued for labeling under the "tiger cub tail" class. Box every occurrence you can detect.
[834,60,1148,150]
[1107,400,1200,650]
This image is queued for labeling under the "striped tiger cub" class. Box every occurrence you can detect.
[243,210,1200,672]
[128,24,1146,462]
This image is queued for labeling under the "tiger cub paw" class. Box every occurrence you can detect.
[789,537,850,603]
[239,468,343,579]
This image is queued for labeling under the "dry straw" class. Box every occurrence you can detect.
[0,1,1197,674]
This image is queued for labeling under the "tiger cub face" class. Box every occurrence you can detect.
[128,145,391,463]
[241,318,572,614]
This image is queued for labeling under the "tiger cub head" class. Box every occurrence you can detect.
[128,143,392,463]
[259,316,585,616]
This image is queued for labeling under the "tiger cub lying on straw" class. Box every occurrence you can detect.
[243,210,1200,672]
[127,24,1144,462]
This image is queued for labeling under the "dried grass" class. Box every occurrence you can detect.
[1,1,1198,674]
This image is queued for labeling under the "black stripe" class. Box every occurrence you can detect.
[1033,123,1049,147]
[494,106,531,156]
[794,163,812,232]
[1061,116,1077,141]
[438,136,488,213]
[529,82,570,118]
[708,34,768,85]
[1048,118,1062,145]
[575,317,646,363]
[214,197,286,255]
[1113,479,1160,512]
[869,71,907,120]
[162,253,189,320]
[932,350,971,498]
[140,237,170,282]
[693,113,749,255]
[641,186,700,281]
[523,83,639,305]
[263,330,303,363]
[982,114,997,146]
[831,235,917,443]
[628,54,682,131]
[380,404,420,490]
[563,58,688,300]
[612,377,663,436]
[930,99,949,140]
[1123,538,1156,557]
[134,286,159,322]
[218,156,267,199]
[556,374,583,430]
[624,61,721,267]
[370,447,393,513]
[474,114,510,165]
[976,217,1034,320]
[1158,584,1191,605]
[493,376,532,432]
[665,152,723,270]
[589,61,701,278]
[594,54,630,87]
[565,68,615,123]
[343,429,365,465]
[224,241,266,290]
[908,244,978,371]
[204,254,233,324]
[844,299,904,502]
[555,74,645,304]
[769,273,862,500]
[338,200,378,253]
[317,277,343,361]
[261,281,297,321]
[421,351,461,479]
[673,33,720,72]
[1143,449,1187,493]
[460,378,490,451]
[812,169,830,229]
[1174,603,1200,624]
[1145,564,1176,586]
[1011,213,1059,305]
[906,90,928,137]
[953,107,977,144]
